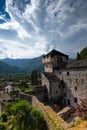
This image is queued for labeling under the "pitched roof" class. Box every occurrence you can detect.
[43,72,59,82]
[66,59,87,69]
[44,49,68,58]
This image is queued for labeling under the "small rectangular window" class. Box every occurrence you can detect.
[68,99,70,105]
[64,93,66,97]
[74,98,77,103]
[56,91,58,93]
[59,85,60,88]
[67,72,70,76]
[63,85,65,88]
[60,72,61,75]
[75,87,77,90]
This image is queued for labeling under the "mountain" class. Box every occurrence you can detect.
[1,56,44,73]
[23,56,73,73]
[23,56,44,73]
[0,61,25,75]
[0,55,74,74]
[1,58,31,68]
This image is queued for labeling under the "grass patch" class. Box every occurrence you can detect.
[19,85,34,92]
[70,119,82,128]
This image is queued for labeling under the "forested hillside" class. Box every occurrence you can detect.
[0,61,25,74]
[76,46,87,60]
[23,56,44,73]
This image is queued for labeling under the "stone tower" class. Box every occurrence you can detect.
[42,49,68,73]
[42,49,68,101]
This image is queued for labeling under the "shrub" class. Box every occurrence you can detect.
[71,119,81,127]
[0,113,8,122]
[73,99,87,119]
[0,123,6,130]
[1,100,48,130]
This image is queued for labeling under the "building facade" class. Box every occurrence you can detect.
[42,49,68,73]
[42,49,87,108]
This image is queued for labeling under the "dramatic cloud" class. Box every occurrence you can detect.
[0,0,87,59]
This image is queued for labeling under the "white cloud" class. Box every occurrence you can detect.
[0,0,87,59]
[0,39,47,59]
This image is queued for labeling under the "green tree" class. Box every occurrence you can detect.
[31,70,38,85]
[1,100,48,130]
[0,123,6,130]
[76,46,87,60]
[76,52,81,60]
[80,46,87,59]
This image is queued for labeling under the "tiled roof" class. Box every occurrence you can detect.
[43,49,68,58]
[66,59,87,69]
[43,72,59,82]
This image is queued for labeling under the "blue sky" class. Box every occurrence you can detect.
[0,0,87,59]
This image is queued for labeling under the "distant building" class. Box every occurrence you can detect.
[0,85,19,95]
[42,49,87,108]
[0,93,11,113]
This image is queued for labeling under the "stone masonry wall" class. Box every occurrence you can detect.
[50,81,63,100]
[41,73,51,99]
[19,93,68,130]
[55,68,87,107]
[25,87,46,102]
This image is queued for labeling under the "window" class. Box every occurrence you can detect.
[74,98,77,103]
[56,91,58,93]
[67,72,70,76]
[63,85,65,88]
[64,93,66,97]
[75,86,77,90]
[60,72,61,75]
[44,85,46,88]
[68,99,70,105]
[59,85,60,88]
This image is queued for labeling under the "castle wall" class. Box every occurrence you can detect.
[42,73,62,101]
[26,87,46,102]
[42,49,87,108]
[55,68,87,107]
[41,73,51,99]
[19,93,67,130]
[50,81,63,100]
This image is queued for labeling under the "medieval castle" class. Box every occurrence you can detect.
[41,49,87,108]
[0,49,87,113]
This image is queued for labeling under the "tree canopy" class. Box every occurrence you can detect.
[31,70,39,85]
[76,46,87,60]
[0,100,48,130]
